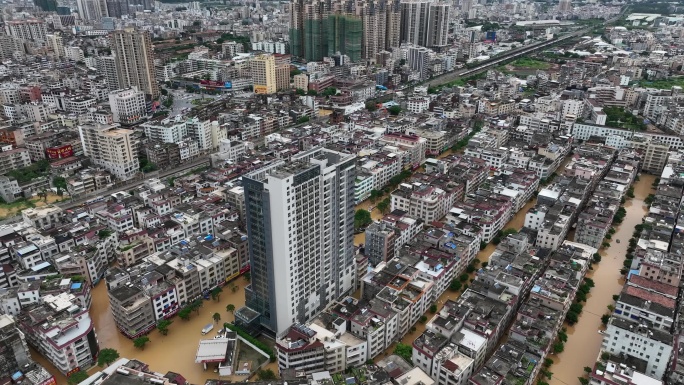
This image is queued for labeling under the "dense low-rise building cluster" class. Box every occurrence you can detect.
[6,0,684,383]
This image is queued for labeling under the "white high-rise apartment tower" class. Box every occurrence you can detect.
[78,124,139,180]
[243,147,357,335]
[400,0,450,48]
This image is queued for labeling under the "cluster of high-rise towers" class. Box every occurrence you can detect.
[289,0,450,63]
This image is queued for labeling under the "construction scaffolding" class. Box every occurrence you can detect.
[304,18,329,61]
[327,13,362,62]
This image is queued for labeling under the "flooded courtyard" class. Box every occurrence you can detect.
[549,174,655,385]
[32,276,278,385]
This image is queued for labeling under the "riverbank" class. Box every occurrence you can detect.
[549,174,656,385]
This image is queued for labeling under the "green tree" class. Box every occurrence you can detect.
[584,366,592,373]
[579,378,589,385]
[191,299,203,315]
[449,280,462,292]
[322,87,337,97]
[565,312,579,325]
[377,199,390,214]
[419,315,428,323]
[179,307,191,320]
[213,312,221,323]
[133,336,150,350]
[429,304,438,313]
[354,209,372,230]
[297,116,310,124]
[394,343,412,363]
[53,176,67,190]
[388,105,402,115]
[307,89,318,96]
[157,319,173,335]
[459,273,469,282]
[68,371,90,385]
[365,101,377,111]
[644,194,655,205]
[257,369,277,380]
[211,287,223,301]
[369,189,381,203]
[226,304,235,313]
[553,342,564,353]
[570,303,583,314]
[97,348,120,367]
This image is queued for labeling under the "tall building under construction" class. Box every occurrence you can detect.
[289,0,401,63]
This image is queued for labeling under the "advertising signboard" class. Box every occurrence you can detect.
[46,145,74,159]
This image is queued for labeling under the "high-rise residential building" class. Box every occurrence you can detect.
[290,0,329,62]
[111,28,159,99]
[327,12,363,62]
[275,64,290,91]
[34,0,57,12]
[290,0,401,63]
[109,87,147,125]
[105,0,129,18]
[0,36,26,61]
[46,33,65,58]
[76,0,106,20]
[97,56,119,91]
[400,0,450,48]
[242,147,357,335]
[407,44,430,79]
[250,54,277,94]
[4,20,47,41]
[361,0,401,61]
[426,3,449,47]
[78,123,139,180]
[460,0,472,14]
[400,0,430,47]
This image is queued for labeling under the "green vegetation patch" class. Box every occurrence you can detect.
[508,57,551,70]
[636,77,684,90]
[603,106,646,131]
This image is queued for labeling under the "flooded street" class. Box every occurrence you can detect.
[549,174,655,385]
[354,194,390,246]
[33,276,279,385]
[375,197,537,360]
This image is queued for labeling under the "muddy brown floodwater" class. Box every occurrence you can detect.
[33,276,278,385]
[549,174,655,385]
